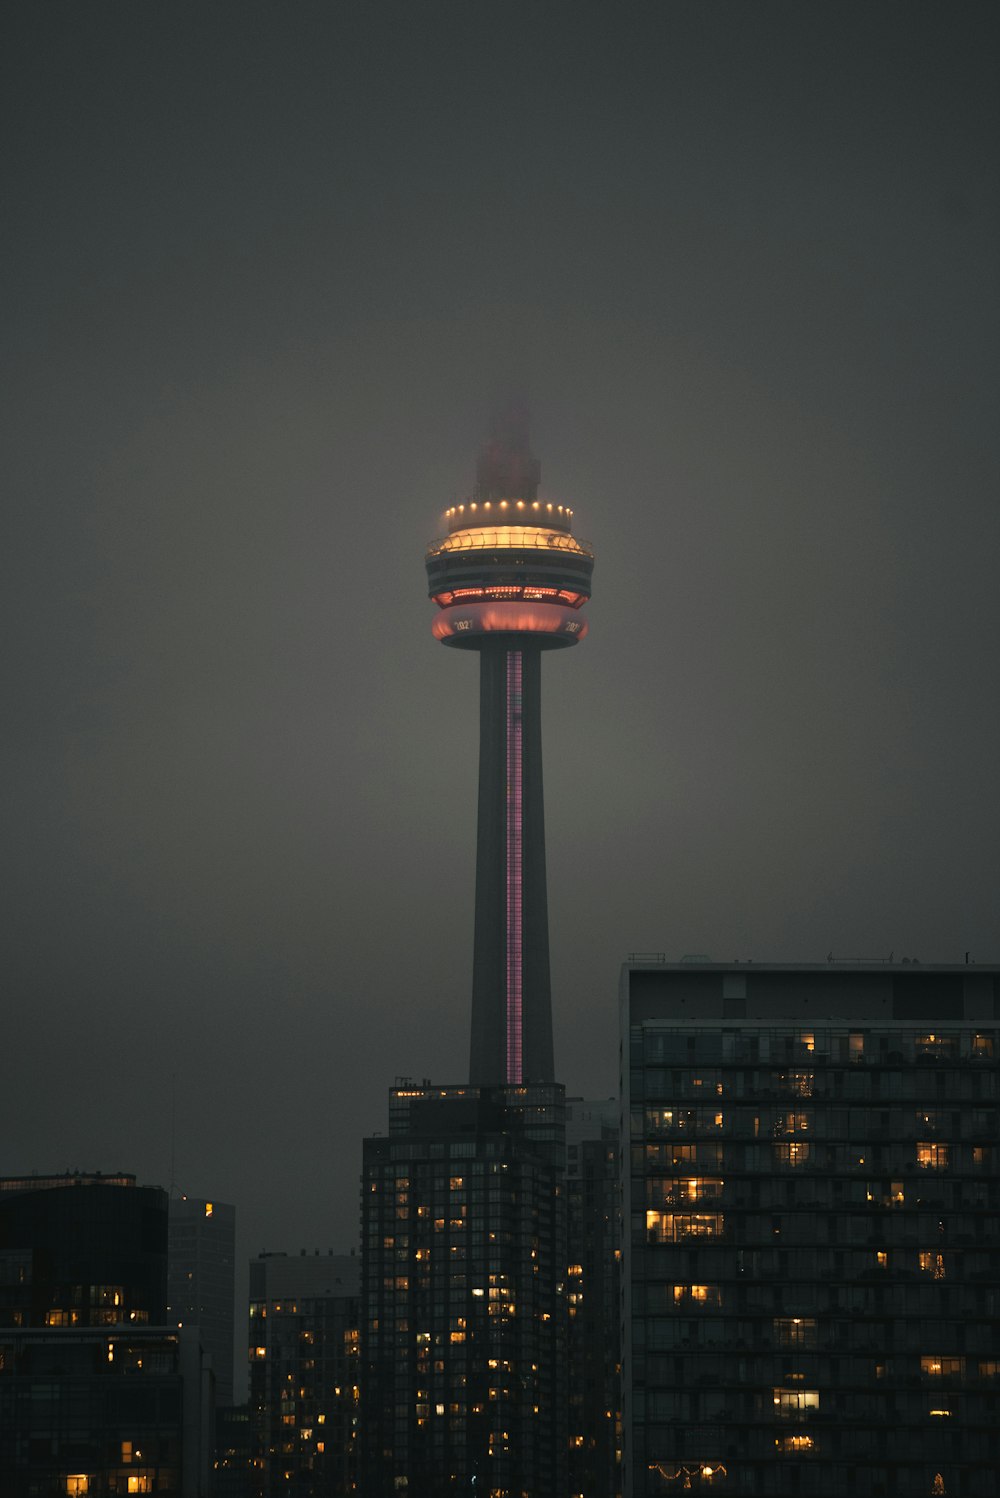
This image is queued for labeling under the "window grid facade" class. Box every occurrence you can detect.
[361,1084,567,1498]
[248,1255,360,1498]
[622,965,1000,1498]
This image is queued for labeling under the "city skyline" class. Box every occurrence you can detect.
[3,0,998,1275]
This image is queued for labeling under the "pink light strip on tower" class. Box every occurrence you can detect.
[505,648,524,1085]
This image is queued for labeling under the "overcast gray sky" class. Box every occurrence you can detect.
[3,1,998,1284]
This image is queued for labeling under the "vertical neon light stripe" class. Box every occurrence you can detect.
[505,649,523,1085]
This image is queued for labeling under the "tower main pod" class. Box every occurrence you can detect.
[426,415,594,1085]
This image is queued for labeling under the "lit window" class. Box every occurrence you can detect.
[646,1211,724,1242]
[776,1434,816,1453]
[65,1480,89,1496]
[972,1033,994,1057]
[651,1177,724,1205]
[773,1142,810,1167]
[876,1251,888,1269]
[918,1251,946,1279]
[205,1202,213,1218]
[917,1143,949,1169]
[773,1318,817,1347]
[773,1388,820,1418]
[979,1361,1000,1378]
[672,1284,721,1306]
[783,1071,814,1096]
[921,1356,964,1377]
[915,1033,957,1057]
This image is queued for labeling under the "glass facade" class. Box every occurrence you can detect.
[0,1327,209,1496]
[361,1083,567,1498]
[0,1177,167,1332]
[167,1196,235,1405]
[566,1098,622,1498]
[248,1254,360,1498]
[621,965,1000,1497]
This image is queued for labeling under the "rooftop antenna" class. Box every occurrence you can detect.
[169,1071,178,1198]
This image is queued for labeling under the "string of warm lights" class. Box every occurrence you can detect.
[445,499,573,517]
[648,1462,728,1486]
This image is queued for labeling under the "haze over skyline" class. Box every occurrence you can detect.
[4,0,998,1271]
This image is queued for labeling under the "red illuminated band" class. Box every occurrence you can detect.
[505,649,523,1086]
[431,587,587,609]
[431,601,589,644]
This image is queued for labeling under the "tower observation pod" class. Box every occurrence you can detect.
[425,413,594,1086]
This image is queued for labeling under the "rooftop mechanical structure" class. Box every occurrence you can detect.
[426,412,594,1085]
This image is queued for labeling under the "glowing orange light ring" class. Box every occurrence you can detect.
[426,526,593,559]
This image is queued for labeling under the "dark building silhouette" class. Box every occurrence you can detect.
[425,412,594,1084]
[168,1195,236,1405]
[0,1173,167,1329]
[620,960,1000,1498]
[214,1402,254,1498]
[566,1098,622,1498]
[361,1081,568,1498]
[0,1324,214,1497]
[0,1173,214,1496]
[248,1251,360,1497]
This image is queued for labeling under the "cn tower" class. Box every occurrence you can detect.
[426,412,594,1085]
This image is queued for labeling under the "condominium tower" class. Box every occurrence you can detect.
[621,960,1000,1498]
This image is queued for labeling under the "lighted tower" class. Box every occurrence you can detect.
[425,412,594,1085]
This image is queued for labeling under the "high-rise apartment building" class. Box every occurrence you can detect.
[0,1173,213,1496]
[168,1194,236,1404]
[361,1082,568,1497]
[566,1098,622,1498]
[0,1323,215,1497]
[621,960,1000,1498]
[0,1172,167,1329]
[248,1251,360,1497]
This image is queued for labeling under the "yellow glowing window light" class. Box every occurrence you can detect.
[917,1142,949,1168]
[918,1251,946,1278]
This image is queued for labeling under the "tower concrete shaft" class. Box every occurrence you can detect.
[470,640,552,1084]
[426,417,594,1086]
